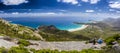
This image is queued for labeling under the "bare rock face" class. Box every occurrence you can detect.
[28,41,106,51]
[0,36,18,48]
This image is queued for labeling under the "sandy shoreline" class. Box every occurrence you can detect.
[68,25,88,32]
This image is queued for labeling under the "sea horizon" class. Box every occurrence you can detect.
[2,17,97,31]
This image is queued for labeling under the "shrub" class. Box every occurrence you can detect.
[105,38,115,45]
[105,34,120,45]
[80,49,102,53]
[0,47,8,53]
[113,34,120,40]
[8,46,30,53]
[17,39,30,46]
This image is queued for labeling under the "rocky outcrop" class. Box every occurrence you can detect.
[28,41,106,51]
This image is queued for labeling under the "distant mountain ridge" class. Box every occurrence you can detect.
[103,18,120,30]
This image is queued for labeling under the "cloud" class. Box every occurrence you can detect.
[90,0,100,4]
[57,0,79,5]
[0,12,120,19]
[81,0,89,2]
[1,0,28,5]
[109,2,120,9]
[11,12,19,14]
[41,12,57,15]
[57,0,100,5]
[85,10,95,12]
[82,0,100,4]
[59,10,67,12]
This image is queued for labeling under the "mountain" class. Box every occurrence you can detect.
[0,18,43,40]
[37,25,90,41]
[72,19,119,39]
[38,25,60,33]
[103,18,120,31]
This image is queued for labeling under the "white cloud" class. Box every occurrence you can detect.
[12,12,19,14]
[82,0,100,4]
[0,12,120,19]
[1,0,28,5]
[57,0,100,5]
[41,12,57,15]
[85,10,95,12]
[81,0,89,2]
[90,0,100,4]
[60,10,67,12]
[57,0,79,5]
[1,12,120,19]
[109,2,120,9]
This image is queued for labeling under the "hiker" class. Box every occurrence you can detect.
[93,38,97,45]
[97,38,103,44]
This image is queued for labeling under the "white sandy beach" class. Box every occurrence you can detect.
[68,25,88,32]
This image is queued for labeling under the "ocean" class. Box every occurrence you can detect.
[3,17,98,30]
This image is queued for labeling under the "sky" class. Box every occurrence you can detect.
[0,0,120,18]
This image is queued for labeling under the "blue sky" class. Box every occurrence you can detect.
[0,0,119,12]
[0,0,120,18]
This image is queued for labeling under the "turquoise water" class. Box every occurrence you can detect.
[3,17,95,30]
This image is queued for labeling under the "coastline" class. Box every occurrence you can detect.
[68,25,88,32]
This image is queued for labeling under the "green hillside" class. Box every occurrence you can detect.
[0,18,43,40]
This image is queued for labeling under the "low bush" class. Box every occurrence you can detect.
[17,39,31,46]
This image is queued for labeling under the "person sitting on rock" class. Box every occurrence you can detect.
[97,38,103,44]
